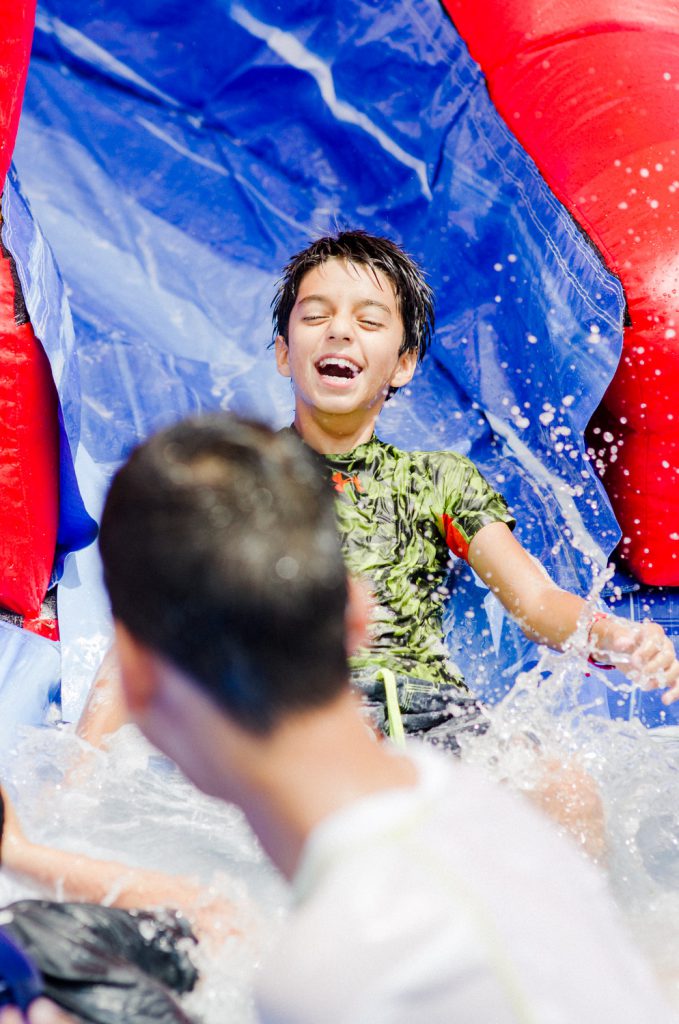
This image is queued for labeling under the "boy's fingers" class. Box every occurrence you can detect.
[658,661,679,700]
[625,624,673,668]
[662,685,679,705]
[635,645,678,688]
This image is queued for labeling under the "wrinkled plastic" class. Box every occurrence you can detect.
[0,237,60,617]
[446,0,679,584]
[2,901,197,1024]
[7,0,675,724]
[0,621,60,745]
[0,0,64,619]
[0,2,35,191]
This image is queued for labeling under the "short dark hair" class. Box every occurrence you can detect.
[99,416,349,734]
[272,229,435,365]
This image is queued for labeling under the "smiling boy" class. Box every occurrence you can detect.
[272,230,679,746]
[77,230,679,754]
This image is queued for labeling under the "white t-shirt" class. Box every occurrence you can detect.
[255,747,676,1024]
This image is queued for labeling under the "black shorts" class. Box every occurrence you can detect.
[351,670,490,755]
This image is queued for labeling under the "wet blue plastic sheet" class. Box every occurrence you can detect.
[9,0,676,723]
[0,622,60,747]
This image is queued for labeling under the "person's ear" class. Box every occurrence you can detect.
[113,622,159,717]
[345,575,372,656]
[274,335,291,378]
[389,347,417,390]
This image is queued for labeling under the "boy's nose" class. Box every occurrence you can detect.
[327,313,354,342]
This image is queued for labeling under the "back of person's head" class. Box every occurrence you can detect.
[99,415,349,734]
[272,229,435,364]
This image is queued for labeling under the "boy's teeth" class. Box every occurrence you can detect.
[318,358,360,379]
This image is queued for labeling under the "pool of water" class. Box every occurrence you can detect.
[0,724,289,1023]
[1,647,678,1019]
[459,643,679,1010]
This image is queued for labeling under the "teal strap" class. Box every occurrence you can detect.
[375,668,405,748]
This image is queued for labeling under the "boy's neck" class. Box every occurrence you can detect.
[294,403,381,455]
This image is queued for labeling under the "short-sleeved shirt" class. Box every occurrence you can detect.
[321,436,515,691]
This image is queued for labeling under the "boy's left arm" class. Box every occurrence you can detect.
[468,522,679,704]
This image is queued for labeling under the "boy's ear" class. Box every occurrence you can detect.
[274,335,291,378]
[113,621,160,717]
[389,347,418,390]
[345,575,372,656]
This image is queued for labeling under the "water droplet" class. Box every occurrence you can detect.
[275,556,299,580]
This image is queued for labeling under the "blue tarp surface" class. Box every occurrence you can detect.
[5,0,678,724]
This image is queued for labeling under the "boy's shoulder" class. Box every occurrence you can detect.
[372,437,481,478]
[321,435,494,503]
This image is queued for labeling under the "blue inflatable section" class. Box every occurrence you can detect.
[6,0,677,724]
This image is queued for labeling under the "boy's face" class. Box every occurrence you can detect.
[275,258,417,418]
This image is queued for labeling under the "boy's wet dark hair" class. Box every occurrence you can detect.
[99,416,349,734]
[272,229,435,364]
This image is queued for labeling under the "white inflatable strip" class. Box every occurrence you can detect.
[485,410,609,568]
[231,4,433,201]
[35,10,181,109]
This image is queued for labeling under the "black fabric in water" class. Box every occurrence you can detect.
[0,900,199,1024]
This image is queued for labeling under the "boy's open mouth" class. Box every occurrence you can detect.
[315,356,363,381]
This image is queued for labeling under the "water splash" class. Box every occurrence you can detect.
[2,571,679,1013]
[0,725,288,1023]
[458,616,679,1010]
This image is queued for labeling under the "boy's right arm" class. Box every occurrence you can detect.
[1,788,238,940]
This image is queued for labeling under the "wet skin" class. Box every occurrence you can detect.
[275,258,416,450]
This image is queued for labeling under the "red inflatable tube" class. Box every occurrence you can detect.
[0,240,60,618]
[0,3,36,191]
[446,0,679,584]
[0,0,62,620]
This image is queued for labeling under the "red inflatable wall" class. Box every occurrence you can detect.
[0,0,62,620]
[446,0,679,585]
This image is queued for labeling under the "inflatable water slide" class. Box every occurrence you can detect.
[1,0,678,733]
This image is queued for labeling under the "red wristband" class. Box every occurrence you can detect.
[587,611,613,669]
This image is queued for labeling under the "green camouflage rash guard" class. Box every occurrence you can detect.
[322,436,516,692]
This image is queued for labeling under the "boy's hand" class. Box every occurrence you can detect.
[0,999,77,1024]
[590,616,679,704]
